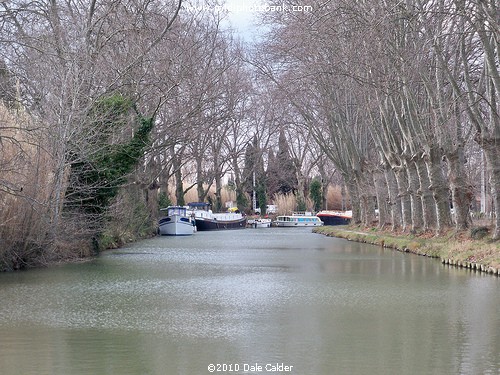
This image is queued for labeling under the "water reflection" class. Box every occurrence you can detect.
[0,228,499,374]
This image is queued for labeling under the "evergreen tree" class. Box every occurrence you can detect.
[236,189,249,211]
[310,178,323,212]
[296,195,307,212]
[275,128,298,195]
[256,181,267,215]
[266,148,280,197]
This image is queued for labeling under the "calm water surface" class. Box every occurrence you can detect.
[0,228,499,375]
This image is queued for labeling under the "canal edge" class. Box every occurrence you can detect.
[313,226,500,277]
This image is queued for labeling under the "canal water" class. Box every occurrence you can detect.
[0,228,499,375]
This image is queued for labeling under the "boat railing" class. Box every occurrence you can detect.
[292,211,314,216]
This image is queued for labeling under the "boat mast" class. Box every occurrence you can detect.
[252,171,257,212]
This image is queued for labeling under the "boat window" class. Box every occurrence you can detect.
[168,207,186,216]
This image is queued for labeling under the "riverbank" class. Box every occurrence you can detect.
[313,225,500,276]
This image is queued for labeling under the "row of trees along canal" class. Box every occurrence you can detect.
[0,0,499,270]
[254,0,500,239]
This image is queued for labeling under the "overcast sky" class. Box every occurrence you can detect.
[222,0,263,42]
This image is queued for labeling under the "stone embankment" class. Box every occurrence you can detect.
[440,258,500,276]
[314,226,500,277]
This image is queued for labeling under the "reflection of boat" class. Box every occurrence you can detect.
[273,212,323,227]
[250,218,272,228]
[188,202,247,231]
[316,210,352,225]
[158,206,196,236]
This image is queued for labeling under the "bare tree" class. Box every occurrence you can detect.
[0,0,184,262]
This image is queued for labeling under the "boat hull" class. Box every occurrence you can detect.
[250,219,272,228]
[317,212,351,225]
[195,217,247,231]
[159,216,195,236]
[273,221,323,227]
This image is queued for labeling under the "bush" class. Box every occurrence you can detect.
[470,226,489,240]
[158,192,172,209]
[309,179,322,211]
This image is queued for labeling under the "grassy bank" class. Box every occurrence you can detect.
[313,225,500,276]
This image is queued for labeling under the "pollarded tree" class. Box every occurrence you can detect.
[424,0,500,238]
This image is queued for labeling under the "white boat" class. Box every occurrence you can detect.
[158,206,196,236]
[273,212,324,227]
[250,218,272,228]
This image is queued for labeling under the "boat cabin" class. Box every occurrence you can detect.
[274,212,323,227]
[161,206,188,217]
[188,202,211,211]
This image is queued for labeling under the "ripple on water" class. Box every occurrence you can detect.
[0,229,499,375]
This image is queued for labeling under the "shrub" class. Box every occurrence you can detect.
[470,226,489,240]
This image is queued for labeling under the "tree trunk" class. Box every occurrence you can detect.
[321,180,328,210]
[424,146,452,234]
[196,156,205,202]
[361,193,376,227]
[174,168,184,206]
[406,159,423,232]
[414,157,436,231]
[355,171,376,227]
[296,172,307,211]
[446,147,472,231]
[171,146,185,206]
[318,163,329,210]
[49,155,67,229]
[384,165,402,231]
[232,154,246,210]
[214,150,223,212]
[373,167,390,228]
[158,152,170,198]
[345,174,361,224]
[394,167,412,232]
[341,182,347,211]
[214,177,222,212]
[483,139,500,239]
